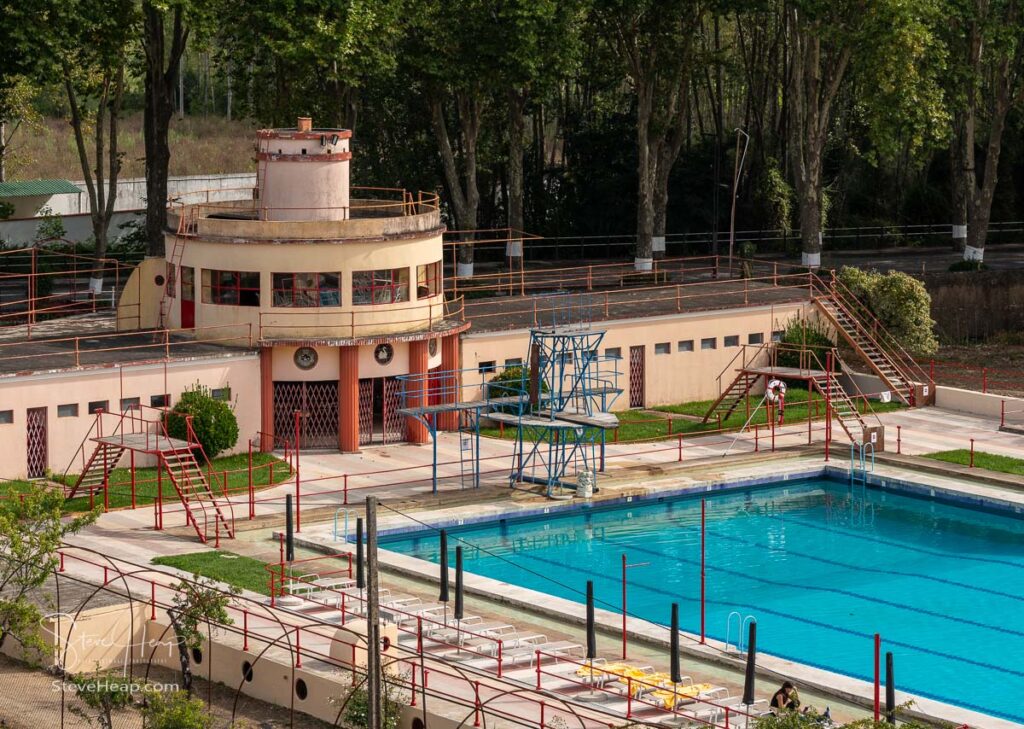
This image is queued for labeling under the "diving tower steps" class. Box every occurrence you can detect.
[65,432,234,544]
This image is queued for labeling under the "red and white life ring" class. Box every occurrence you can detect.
[766,379,787,403]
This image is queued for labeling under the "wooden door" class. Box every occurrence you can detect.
[629,346,645,408]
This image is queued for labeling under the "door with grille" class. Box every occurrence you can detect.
[273,382,339,449]
[358,379,374,446]
[26,407,47,479]
[629,346,645,408]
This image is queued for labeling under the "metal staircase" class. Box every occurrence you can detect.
[63,406,234,544]
[701,371,762,424]
[807,369,868,443]
[811,274,931,406]
[67,443,127,498]
[159,446,235,544]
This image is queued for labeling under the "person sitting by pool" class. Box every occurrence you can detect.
[771,681,798,712]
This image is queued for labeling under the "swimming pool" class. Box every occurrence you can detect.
[380,477,1024,723]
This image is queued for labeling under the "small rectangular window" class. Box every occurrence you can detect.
[701,338,717,350]
[58,403,79,418]
[150,394,170,408]
[0,410,12,424]
[605,347,622,359]
[772,330,785,342]
[748,332,764,345]
[416,261,443,298]
[478,361,496,374]
[504,358,523,367]
[211,387,231,401]
[724,335,740,347]
[654,342,671,355]
[677,340,694,353]
[120,397,141,412]
[87,400,108,414]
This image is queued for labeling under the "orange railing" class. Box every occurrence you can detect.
[257,296,464,341]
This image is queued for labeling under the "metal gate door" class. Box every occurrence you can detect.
[358,379,374,446]
[629,346,645,408]
[273,382,339,449]
[383,377,404,444]
[26,407,47,479]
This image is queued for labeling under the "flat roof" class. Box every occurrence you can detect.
[0,179,81,197]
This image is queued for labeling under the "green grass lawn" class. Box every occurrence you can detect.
[152,551,276,595]
[53,452,292,513]
[923,449,1024,476]
[481,387,903,443]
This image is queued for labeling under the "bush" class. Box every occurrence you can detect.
[775,318,838,372]
[141,690,214,729]
[838,266,938,355]
[166,384,239,458]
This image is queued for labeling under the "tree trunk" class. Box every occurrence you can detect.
[143,2,189,259]
[0,121,6,183]
[429,92,480,277]
[506,89,526,270]
[949,111,969,251]
[634,83,654,271]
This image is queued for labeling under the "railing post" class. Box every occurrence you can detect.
[970,438,975,468]
[294,409,301,532]
[677,435,682,462]
[248,441,255,519]
[1001,400,1006,428]
[150,581,156,620]
[982,367,988,393]
[242,610,249,651]
[295,626,302,668]
[343,473,349,505]
[535,652,542,689]
[473,681,482,727]
[896,426,902,454]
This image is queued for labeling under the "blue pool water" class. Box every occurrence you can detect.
[380,478,1024,722]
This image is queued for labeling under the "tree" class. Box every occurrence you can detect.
[0,77,41,183]
[165,384,239,458]
[945,0,1024,262]
[839,266,939,354]
[593,0,705,270]
[68,669,137,729]
[0,485,96,656]
[166,574,238,695]
[785,0,944,268]
[52,0,136,291]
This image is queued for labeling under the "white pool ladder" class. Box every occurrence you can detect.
[725,611,757,653]
[849,442,874,487]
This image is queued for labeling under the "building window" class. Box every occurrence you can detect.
[416,261,442,299]
[352,268,410,305]
[504,357,523,367]
[678,340,694,352]
[654,342,671,355]
[748,332,764,345]
[701,337,717,350]
[88,400,108,414]
[772,330,785,342]
[211,387,231,401]
[605,347,622,359]
[120,397,141,412]
[272,273,340,307]
[202,270,261,306]
[181,266,194,301]
[724,335,740,347]
[58,403,79,418]
[0,410,12,424]
[150,394,170,408]
[478,361,496,374]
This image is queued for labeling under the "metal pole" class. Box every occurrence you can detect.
[874,633,881,721]
[294,410,301,531]
[366,496,382,729]
[700,498,706,644]
[727,129,750,277]
[621,554,627,659]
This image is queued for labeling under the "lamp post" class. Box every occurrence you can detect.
[728,128,751,277]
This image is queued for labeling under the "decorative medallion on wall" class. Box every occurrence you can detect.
[428,338,438,357]
[374,343,394,366]
[294,346,319,370]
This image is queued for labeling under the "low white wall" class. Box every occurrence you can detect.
[1,173,255,245]
[936,385,1024,424]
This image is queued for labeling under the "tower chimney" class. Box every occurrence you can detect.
[297,117,312,133]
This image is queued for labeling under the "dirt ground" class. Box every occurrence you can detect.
[930,343,1024,397]
[0,655,334,729]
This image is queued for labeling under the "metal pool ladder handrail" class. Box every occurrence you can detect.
[333,508,354,541]
[849,442,875,487]
[726,611,758,653]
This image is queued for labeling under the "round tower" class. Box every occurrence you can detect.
[256,116,351,221]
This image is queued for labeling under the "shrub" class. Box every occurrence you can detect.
[838,266,938,355]
[166,384,239,458]
[775,318,838,372]
[141,690,214,729]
